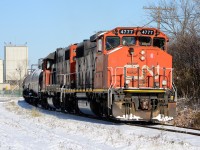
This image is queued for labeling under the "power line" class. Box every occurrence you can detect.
[142,19,155,28]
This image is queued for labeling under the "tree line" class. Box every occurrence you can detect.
[146,0,200,101]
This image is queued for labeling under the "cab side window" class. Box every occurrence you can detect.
[106,36,120,50]
[153,38,165,50]
[97,39,103,52]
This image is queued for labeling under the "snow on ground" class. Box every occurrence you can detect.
[0,97,200,150]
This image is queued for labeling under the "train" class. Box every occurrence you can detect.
[23,27,177,122]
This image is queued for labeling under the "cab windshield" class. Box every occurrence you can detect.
[122,36,136,46]
[106,36,120,50]
[139,37,151,46]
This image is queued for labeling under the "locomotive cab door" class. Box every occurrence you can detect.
[94,37,104,89]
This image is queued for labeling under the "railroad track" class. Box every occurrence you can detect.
[20,99,200,136]
[56,109,200,137]
[126,122,200,136]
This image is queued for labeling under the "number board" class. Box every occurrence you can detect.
[119,29,134,34]
[140,29,154,35]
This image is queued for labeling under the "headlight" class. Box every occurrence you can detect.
[140,50,145,55]
[162,80,167,86]
[125,80,130,84]
[140,56,145,61]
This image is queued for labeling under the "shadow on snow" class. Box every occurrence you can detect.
[17,99,117,126]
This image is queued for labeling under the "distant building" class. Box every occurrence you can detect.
[0,59,3,83]
[4,43,28,83]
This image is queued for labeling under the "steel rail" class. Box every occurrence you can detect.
[126,123,200,136]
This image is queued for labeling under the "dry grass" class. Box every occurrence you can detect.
[5,101,19,112]
[9,101,15,106]
[173,98,200,129]
[192,112,200,129]
[174,108,200,129]
[30,107,41,117]
[5,100,42,118]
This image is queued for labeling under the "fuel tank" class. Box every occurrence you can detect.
[76,93,97,116]
[30,69,42,94]
[23,74,31,90]
[23,69,42,95]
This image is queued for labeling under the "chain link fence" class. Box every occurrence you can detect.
[0,89,23,97]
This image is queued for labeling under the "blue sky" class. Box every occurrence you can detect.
[0,0,159,65]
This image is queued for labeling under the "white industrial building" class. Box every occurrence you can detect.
[4,44,28,83]
[0,59,3,83]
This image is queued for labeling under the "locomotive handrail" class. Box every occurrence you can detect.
[57,72,76,89]
[157,67,173,88]
[107,67,114,110]
[172,82,177,101]
[145,67,173,88]
[60,74,66,103]
[113,67,124,88]
[110,65,174,89]
[170,68,177,101]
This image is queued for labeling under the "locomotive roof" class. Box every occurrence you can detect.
[44,52,55,60]
[90,27,168,41]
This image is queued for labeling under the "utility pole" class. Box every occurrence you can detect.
[143,6,174,30]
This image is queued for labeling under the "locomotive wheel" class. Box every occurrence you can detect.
[33,98,38,107]
[41,98,49,110]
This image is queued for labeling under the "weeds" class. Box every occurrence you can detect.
[10,101,15,106]
[5,100,42,118]
[191,112,200,129]
[174,98,200,129]
[5,101,19,112]
[30,107,41,117]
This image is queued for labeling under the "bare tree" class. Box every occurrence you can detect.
[7,60,28,89]
[145,0,200,100]
[145,0,199,37]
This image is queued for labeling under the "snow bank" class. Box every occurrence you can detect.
[0,97,199,150]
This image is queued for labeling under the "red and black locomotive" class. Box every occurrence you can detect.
[23,27,177,122]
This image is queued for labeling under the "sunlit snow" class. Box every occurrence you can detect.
[0,97,199,150]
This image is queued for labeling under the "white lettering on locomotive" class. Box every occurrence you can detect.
[125,65,160,80]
